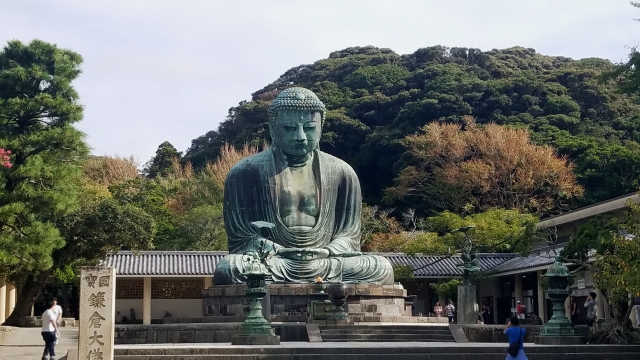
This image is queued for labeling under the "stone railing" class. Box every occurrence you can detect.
[114,323,307,344]
[461,324,591,342]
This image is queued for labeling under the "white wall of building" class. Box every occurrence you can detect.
[151,299,202,318]
[115,298,202,320]
[116,299,143,321]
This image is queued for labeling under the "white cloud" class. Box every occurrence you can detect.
[1,0,637,162]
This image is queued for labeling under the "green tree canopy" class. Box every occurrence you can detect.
[144,141,182,178]
[185,45,640,213]
[0,39,88,277]
[561,200,640,343]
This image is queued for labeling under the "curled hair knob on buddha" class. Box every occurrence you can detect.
[268,87,326,126]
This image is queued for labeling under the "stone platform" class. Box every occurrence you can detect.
[202,283,442,323]
[113,342,640,360]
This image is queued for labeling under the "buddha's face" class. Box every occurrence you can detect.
[272,110,322,156]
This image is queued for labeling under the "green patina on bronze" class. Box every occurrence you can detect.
[539,255,579,336]
[233,252,276,339]
[214,87,394,285]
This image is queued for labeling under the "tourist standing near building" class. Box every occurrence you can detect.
[41,301,60,360]
[584,292,597,330]
[504,316,528,360]
[516,301,526,319]
[129,308,137,323]
[445,299,456,323]
[482,304,491,324]
[569,296,578,324]
[434,302,443,317]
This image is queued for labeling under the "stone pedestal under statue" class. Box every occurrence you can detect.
[457,285,478,324]
[203,283,447,324]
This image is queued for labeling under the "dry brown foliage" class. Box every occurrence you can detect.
[162,143,261,216]
[83,155,140,187]
[386,116,583,215]
[163,159,196,216]
[204,142,262,189]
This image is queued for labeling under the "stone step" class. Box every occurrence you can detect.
[320,325,449,331]
[320,328,452,334]
[319,325,455,342]
[114,352,640,360]
[114,344,640,356]
[113,354,500,360]
[321,335,455,342]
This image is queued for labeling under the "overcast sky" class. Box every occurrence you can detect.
[1,0,638,163]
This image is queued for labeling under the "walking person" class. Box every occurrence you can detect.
[41,301,60,360]
[584,292,597,331]
[51,297,63,345]
[445,299,456,323]
[504,315,528,360]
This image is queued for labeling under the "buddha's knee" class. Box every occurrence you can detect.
[213,255,244,285]
[342,255,394,285]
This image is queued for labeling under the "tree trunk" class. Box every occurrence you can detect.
[598,291,635,344]
[60,283,70,317]
[2,270,52,326]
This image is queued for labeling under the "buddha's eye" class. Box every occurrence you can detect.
[282,124,297,131]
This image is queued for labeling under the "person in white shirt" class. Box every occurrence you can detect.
[51,297,63,345]
[41,301,60,360]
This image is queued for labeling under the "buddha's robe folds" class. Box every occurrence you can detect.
[214,148,394,285]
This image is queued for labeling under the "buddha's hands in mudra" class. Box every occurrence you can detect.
[276,247,330,260]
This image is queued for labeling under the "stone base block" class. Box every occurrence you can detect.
[231,334,280,345]
[457,285,478,325]
[535,335,587,345]
[203,283,412,323]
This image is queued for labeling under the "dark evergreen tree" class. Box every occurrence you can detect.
[144,141,182,178]
[0,39,89,322]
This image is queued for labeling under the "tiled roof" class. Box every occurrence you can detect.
[381,253,517,277]
[488,246,565,274]
[103,251,227,276]
[103,251,521,277]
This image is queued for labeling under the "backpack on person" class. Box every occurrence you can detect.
[507,328,523,357]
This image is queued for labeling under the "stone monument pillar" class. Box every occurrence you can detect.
[457,284,478,324]
[79,266,116,360]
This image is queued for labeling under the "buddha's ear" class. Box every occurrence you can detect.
[268,122,275,143]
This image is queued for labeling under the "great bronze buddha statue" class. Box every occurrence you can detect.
[213,87,394,285]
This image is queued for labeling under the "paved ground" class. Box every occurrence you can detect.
[0,327,78,360]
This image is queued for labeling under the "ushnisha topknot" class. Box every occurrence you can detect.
[268,87,326,126]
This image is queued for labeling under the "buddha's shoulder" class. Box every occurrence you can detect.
[227,150,272,176]
[317,151,357,175]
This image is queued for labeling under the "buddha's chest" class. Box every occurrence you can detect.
[275,164,319,228]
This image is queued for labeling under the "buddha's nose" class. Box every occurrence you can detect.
[294,125,306,142]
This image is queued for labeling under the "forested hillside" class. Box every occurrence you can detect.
[183,46,640,217]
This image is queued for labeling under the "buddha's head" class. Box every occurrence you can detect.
[268,87,326,156]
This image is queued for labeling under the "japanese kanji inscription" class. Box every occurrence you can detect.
[79,266,115,360]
